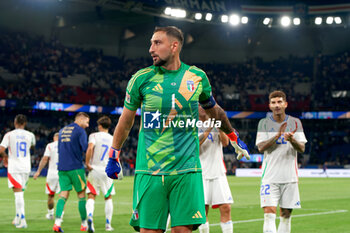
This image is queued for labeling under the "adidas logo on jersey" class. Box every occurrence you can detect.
[192,211,203,219]
[152,84,163,93]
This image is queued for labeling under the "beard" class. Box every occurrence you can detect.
[153,57,167,67]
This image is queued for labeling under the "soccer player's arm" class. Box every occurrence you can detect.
[199,127,213,146]
[0,145,8,167]
[256,119,286,153]
[79,129,88,154]
[198,70,250,160]
[284,119,306,153]
[111,72,141,151]
[34,144,50,180]
[30,132,36,149]
[218,130,230,147]
[85,134,95,171]
[106,71,142,179]
[0,133,9,167]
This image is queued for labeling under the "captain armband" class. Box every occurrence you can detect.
[199,96,216,109]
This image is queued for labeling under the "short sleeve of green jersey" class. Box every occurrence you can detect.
[189,66,212,102]
[124,69,147,111]
[199,72,212,102]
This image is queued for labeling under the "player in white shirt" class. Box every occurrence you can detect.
[197,106,233,233]
[255,91,307,233]
[85,116,117,232]
[34,133,61,220]
[0,114,36,229]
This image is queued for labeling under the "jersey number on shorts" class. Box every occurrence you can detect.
[16,141,27,157]
[101,144,109,161]
[260,184,270,196]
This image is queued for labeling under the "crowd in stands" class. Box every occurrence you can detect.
[1,30,349,111]
[0,30,349,175]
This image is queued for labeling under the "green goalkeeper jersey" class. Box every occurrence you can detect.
[124,62,212,175]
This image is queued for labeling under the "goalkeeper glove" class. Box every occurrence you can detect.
[227,130,250,160]
[105,147,123,180]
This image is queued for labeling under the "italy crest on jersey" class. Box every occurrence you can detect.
[187,80,195,92]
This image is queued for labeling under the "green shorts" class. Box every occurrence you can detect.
[130,172,206,231]
[58,169,86,193]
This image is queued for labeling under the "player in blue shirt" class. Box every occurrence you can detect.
[53,112,90,232]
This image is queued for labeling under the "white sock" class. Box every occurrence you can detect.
[105,199,113,224]
[198,221,209,233]
[277,217,291,233]
[86,199,95,219]
[220,220,233,233]
[48,208,54,215]
[81,219,87,227]
[55,218,63,226]
[264,213,276,233]
[14,192,25,219]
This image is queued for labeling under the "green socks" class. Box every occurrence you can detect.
[55,196,87,221]
[55,197,66,218]
[78,197,87,221]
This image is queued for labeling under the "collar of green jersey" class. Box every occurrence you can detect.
[158,62,184,73]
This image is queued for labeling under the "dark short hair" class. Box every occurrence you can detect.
[97,116,111,129]
[269,90,287,101]
[154,26,184,47]
[75,112,89,120]
[14,114,27,125]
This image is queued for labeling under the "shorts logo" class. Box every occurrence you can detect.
[295,201,300,206]
[187,80,195,92]
[192,210,203,219]
[132,209,139,220]
[144,110,161,129]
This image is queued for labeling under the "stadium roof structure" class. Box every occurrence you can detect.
[1,0,349,62]
[64,0,350,28]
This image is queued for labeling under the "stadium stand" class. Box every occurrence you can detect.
[1,30,349,112]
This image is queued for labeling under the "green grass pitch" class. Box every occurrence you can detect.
[1,176,349,232]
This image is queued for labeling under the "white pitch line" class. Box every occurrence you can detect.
[164,209,348,232]
[209,209,348,227]
[0,198,132,205]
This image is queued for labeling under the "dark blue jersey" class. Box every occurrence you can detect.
[58,123,88,171]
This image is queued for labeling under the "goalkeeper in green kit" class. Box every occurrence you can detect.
[105,26,250,233]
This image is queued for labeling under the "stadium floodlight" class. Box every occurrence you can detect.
[229,14,240,26]
[315,17,322,25]
[194,13,202,20]
[205,13,212,21]
[281,16,291,27]
[164,7,172,15]
[170,9,187,18]
[241,16,248,24]
[326,16,334,24]
[293,17,301,25]
[334,16,342,24]
[263,17,271,25]
[221,15,229,23]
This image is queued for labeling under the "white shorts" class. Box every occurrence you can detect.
[46,175,60,195]
[86,168,115,197]
[260,182,301,209]
[8,172,29,190]
[202,176,233,207]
